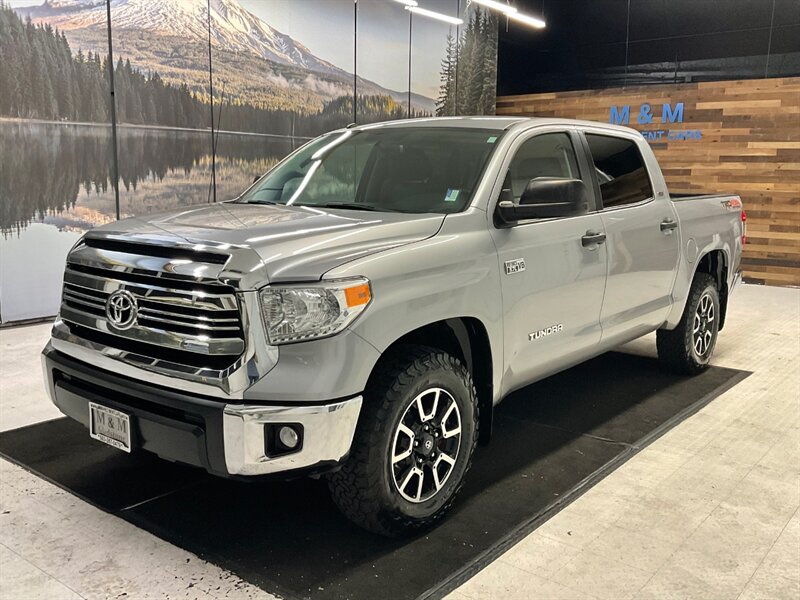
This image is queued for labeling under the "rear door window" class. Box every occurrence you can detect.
[585,134,653,208]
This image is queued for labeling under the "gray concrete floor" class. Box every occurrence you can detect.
[1,283,798,599]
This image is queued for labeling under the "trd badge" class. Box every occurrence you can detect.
[504,258,526,275]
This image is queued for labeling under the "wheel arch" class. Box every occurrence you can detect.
[371,317,495,445]
[692,249,729,330]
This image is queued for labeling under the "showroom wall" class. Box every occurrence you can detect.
[0,0,499,323]
[497,0,800,287]
[497,77,800,287]
[497,0,799,95]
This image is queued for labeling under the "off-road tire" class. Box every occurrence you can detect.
[327,345,479,537]
[657,273,720,375]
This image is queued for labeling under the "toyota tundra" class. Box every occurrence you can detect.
[42,117,745,535]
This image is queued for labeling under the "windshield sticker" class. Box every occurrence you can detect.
[444,189,460,202]
[487,136,498,143]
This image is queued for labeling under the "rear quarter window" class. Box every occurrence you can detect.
[586,134,654,208]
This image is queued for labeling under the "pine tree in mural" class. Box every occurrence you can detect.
[0,4,416,136]
[458,10,480,115]
[436,31,457,116]
[479,10,498,114]
[436,6,498,117]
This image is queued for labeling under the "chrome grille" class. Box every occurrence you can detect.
[59,239,245,370]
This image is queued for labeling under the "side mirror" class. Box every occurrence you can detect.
[253,175,261,184]
[497,177,589,225]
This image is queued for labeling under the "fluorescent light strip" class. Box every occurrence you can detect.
[471,0,517,15]
[393,0,418,6]
[507,11,546,28]
[405,5,464,25]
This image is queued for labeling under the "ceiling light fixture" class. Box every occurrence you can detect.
[471,0,518,15]
[405,5,464,25]
[393,0,418,6]
[507,11,546,29]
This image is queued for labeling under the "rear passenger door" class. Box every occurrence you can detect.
[582,132,680,344]
[490,129,608,395]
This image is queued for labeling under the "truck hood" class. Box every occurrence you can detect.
[93,202,445,283]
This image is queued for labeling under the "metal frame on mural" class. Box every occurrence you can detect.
[354,0,358,124]
[206,0,217,204]
[104,0,120,220]
[408,8,412,115]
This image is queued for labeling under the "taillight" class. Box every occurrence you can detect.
[741,209,747,245]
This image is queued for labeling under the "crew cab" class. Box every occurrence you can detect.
[42,117,745,535]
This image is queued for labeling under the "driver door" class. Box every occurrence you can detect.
[489,129,608,395]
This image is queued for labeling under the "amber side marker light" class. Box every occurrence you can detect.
[345,283,371,308]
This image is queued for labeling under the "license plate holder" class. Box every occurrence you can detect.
[88,402,132,453]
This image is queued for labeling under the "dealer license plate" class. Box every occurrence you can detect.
[89,402,131,453]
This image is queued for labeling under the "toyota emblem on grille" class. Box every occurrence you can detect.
[106,289,137,330]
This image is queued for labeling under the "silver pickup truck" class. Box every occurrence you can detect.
[43,117,745,535]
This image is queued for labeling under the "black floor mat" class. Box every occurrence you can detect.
[0,352,748,600]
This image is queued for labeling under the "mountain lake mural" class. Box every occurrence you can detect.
[0,0,498,322]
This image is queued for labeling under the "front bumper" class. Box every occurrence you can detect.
[42,344,362,477]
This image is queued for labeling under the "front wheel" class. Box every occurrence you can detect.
[327,346,478,537]
[657,273,720,375]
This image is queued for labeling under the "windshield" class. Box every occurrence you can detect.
[239,127,503,214]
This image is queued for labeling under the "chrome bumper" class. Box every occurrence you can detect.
[222,396,363,476]
[43,343,363,478]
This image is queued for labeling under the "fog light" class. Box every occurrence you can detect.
[278,425,299,449]
[265,423,303,457]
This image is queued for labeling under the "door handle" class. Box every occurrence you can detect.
[581,231,606,247]
[660,219,678,233]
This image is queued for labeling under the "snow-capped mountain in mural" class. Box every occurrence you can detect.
[15,0,436,112]
[20,0,344,76]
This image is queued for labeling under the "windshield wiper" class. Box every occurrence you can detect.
[310,202,394,212]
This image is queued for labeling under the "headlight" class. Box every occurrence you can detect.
[259,278,372,344]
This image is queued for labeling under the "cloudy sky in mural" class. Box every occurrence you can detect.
[246,0,458,98]
[6,0,458,99]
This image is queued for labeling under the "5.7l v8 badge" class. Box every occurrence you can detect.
[504,258,526,275]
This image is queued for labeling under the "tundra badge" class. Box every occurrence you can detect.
[529,324,563,341]
[504,258,526,275]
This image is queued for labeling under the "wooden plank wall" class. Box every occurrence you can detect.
[496,77,800,287]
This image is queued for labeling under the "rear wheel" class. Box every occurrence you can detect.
[327,345,478,537]
[657,273,720,375]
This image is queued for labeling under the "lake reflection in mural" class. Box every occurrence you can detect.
[0,121,300,322]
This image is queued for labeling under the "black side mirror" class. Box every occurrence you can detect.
[253,175,261,184]
[497,177,588,224]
